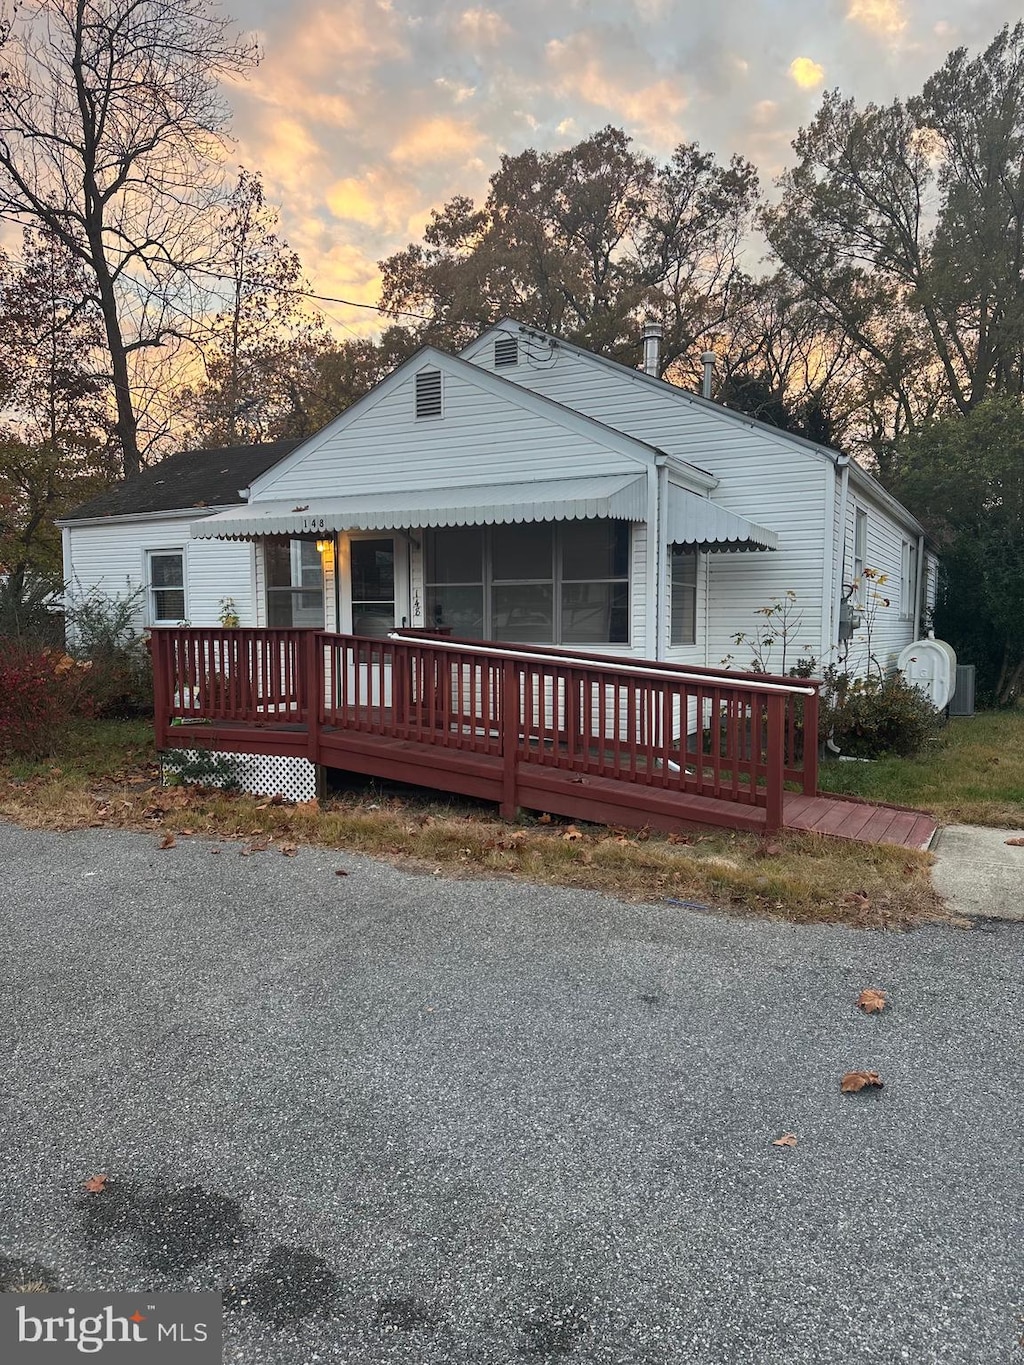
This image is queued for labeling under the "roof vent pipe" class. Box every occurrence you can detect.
[701,350,716,400]
[642,319,663,377]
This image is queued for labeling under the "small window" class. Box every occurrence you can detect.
[670,548,698,646]
[900,540,917,619]
[148,550,185,624]
[852,508,867,601]
[494,335,519,367]
[415,368,443,418]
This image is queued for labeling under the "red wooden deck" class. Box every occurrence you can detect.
[149,628,934,848]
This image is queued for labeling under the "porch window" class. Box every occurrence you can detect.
[670,548,698,646]
[147,550,186,624]
[424,520,629,645]
[265,538,325,628]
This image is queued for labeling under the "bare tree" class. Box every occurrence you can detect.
[0,0,257,476]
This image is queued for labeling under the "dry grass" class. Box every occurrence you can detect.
[0,719,952,931]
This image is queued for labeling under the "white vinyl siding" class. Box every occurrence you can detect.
[63,514,257,630]
[250,361,646,502]
[462,338,832,669]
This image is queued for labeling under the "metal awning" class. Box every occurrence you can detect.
[666,484,778,552]
[191,473,648,540]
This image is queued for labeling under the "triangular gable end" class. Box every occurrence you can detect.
[246,346,717,504]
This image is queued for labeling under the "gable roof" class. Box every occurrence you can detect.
[60,440,303,523]
[247,344,717,499]
[469,320,927,539]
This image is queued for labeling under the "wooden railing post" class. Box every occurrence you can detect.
[802,687,820,796]
[500,658,519,819]
[302,630,321,764]
[149,631,170,751]
[765,692,785,832]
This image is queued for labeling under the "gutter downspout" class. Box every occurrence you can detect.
[914,533,926,638]
[832,455,852,656]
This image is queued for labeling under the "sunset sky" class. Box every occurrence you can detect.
[219,0,1022,336]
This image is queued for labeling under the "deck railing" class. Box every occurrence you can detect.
[151,627,820,832]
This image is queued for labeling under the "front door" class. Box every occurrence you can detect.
[350,536,397,638]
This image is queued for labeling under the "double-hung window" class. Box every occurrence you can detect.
[265,538,325,628]
[670,548,698,645]
[900,540,917,620]
[148,549,186,624]
[424,521,629,645]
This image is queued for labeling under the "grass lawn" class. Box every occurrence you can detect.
[0,714,971,931]
[818,711,1024,828]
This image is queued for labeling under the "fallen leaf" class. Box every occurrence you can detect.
[270,793,284,806]
[562,825,584,842]
[840,1070,883,1093]
[856,988,887,1014]
[280,844,298,857]
[668,832,693,845]
[1004,837,1024,847]
[158,833,176,850]
[335,868,349,877]
[537,813,552,825]
[843,891,872,911]
[772,1133,798,1148]
[83,1174,109,1193]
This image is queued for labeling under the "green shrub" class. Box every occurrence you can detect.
[64,588,152,717]
[821,667,942,759]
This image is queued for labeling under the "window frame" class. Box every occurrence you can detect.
[264,536,326,629]
[669,547,699,647]
[900,539,917,621]
[424,520,631,647]
[852,507,868,604]
[146,547,187,625]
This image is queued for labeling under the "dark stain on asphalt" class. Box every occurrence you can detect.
[520,1297,588,1356]
[639,991,662,1005]
[0,1255,61,1292]
[224,1245,340,1326]
[75,1178,249,1271]
[375,1294,437,1330]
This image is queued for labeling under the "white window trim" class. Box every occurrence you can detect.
[852,507,867,605]
[145,546,188,626]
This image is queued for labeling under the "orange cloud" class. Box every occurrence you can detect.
[389,116,484,165]
[545,35,688,149]
[789,57,825,89]
[846,0,907,36]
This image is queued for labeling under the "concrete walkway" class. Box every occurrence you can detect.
[931,823,1024,920]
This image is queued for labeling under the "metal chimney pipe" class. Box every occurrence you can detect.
[701,350,716,400]
[642,319,664,377]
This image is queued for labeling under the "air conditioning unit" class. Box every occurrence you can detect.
[948,664,975,717]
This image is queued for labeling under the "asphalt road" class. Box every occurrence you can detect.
[1,821,1021,1364]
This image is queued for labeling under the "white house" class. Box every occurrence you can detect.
[60,320,937,679]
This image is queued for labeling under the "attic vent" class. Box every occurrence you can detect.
[415,368,443,418]
[494,335,519,367]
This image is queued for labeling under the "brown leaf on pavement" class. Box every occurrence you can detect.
[772,1133,798,1148]
[335,868,349,876]
[83,1174,109,1193]
[840,1070,883,1093]
[1004,837,1024,846]
[158,833,176,850]
[856,988,887,1014]
[280,843,298,856]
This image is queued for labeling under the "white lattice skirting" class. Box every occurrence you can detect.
[160,748,319,803]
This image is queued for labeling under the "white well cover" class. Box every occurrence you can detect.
[898,639,957,710]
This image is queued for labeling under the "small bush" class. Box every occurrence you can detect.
[0,643,92,758]
[64,588,151,717]
[821,667,942,759]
